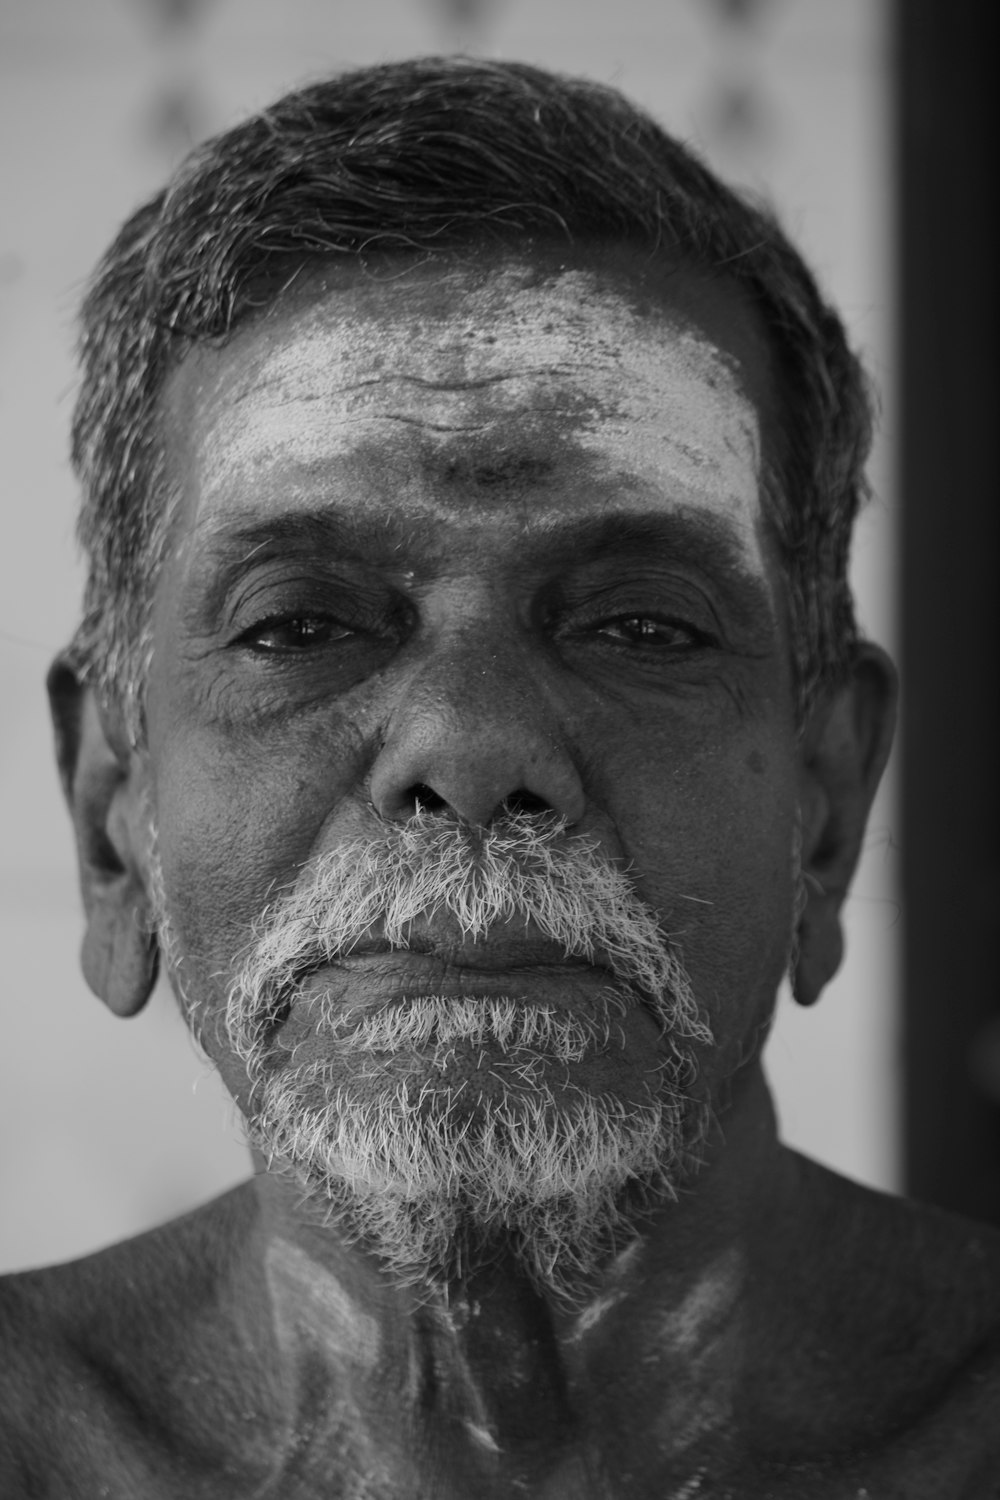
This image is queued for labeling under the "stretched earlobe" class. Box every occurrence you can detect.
[792,894,844,1008]
[81,907,160,1017]
[791,642,897,1009]
[48,654,158,1018]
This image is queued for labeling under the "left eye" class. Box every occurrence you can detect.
[238,615,353,653]
[595,615,706,649]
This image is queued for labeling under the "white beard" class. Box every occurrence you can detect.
[153,812,712,1303]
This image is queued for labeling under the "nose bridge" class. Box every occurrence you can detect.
[368,611,585,828]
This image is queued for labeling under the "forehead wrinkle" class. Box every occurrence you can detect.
[225,272,747,406]
[370,369,598,390]
[228,369,574,404]
[227,363,632,414]
[173,261,767,573]
[370,412,494,434]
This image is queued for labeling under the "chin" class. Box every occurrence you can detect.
[243,1038,709,1302]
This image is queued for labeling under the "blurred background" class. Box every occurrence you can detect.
[0,0,995,1273]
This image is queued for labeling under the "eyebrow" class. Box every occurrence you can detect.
[183,509,416,618]
[192,508,421,578]
[538,509,777,639]
[184,503,775,633]
[534,509,762,579]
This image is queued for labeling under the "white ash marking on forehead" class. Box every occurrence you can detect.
[191,266,765,572]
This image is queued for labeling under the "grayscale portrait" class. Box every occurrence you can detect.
[1,4,996,1496]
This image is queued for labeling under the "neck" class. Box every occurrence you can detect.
[239,1061,792,1482]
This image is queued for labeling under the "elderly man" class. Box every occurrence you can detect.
[1,55,997,1499]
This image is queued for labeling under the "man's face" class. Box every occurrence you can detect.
[141,245,801,1287]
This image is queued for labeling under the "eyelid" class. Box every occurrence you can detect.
[241,609,341,631]
[230,612,350,653]
[222,561,412,635]
[224,571,347,621]
[595,612,715,645]
[554,587,718,636]
[551,564,719,613]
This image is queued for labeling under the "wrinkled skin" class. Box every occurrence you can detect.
[149,249,799,1125]
[3,244,999,1498]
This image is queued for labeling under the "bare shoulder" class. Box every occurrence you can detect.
[792,1149,1000,1333]
[0,1183,270,1497]
[751,1152,1000,1493]
[0,1180,257,1355]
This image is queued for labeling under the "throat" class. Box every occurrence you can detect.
[414,1258,577,1458]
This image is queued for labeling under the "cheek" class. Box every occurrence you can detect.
[149,706,369,978]
[598,728,798,1041]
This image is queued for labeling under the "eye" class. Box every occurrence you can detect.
[594,615,710,650]
[237,615,354,654]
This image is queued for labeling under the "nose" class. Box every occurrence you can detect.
[368,641,586,828]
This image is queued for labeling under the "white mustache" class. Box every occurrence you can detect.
[227,810,710,1059]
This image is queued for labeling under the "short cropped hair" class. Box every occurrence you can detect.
[69,55,873,736]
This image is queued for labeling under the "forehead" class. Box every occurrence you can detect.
[161,246,774,571]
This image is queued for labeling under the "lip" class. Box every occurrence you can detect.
[296,950,618,1011]
[338,942,600,975]
[335,920,612,976]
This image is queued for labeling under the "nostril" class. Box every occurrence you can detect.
[401,785,551,823]
[502,789,552,819]
[409,783,449,815]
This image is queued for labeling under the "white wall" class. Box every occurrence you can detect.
[0,0,898,1272]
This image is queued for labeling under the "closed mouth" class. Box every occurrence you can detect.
[339,944,597,971]
[333,924,611,976]
[292,949,620,1013]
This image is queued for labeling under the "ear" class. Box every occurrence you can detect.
[47,655,158,1017]
[792,642,898,1006]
